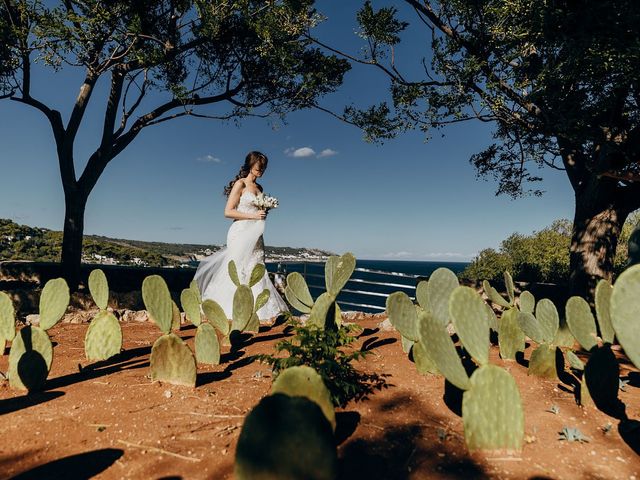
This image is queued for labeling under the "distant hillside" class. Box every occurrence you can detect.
[0,219,332,267]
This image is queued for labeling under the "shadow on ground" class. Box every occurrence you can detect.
[10,448,124,479]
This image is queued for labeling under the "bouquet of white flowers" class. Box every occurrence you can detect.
[252,193,279,211]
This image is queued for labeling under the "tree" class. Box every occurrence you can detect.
[338,0,640,298]
[0,0,349,288]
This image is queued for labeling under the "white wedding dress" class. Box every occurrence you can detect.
[194,190,289,322]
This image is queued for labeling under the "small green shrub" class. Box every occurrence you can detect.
[258,318,386,408]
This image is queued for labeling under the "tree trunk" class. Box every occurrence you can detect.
[569,187,627,300]
[61,189,88,291]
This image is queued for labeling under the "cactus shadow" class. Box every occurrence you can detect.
[0,390,65,416]
[515,350,528,368]
[625,372,640,388]
[196,370,231,387]
[10,448,124,479]
[618,419,640,455]
[357,327,380,338]
[361,336,397,352]
[335,411,361,445]
[242,330,294,348]
[83,345,153,370]
[45,358,149,390]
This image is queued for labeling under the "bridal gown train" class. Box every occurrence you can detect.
[193,190,289,321]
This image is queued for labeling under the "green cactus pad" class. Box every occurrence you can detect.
[0,291,16,342]
[228,260,241,287]
[189,279,202,304]
[594,279,615,344]
[565,296,598,351]
[528,344,558,379]
[401,335,414,354]
[246,313,260,333]
[462,364,524,452]
[84,311,122,361]
[426,268,459,326]
[324,253,356,296]
[418,310,470,390]
[8,326,53,391]
[142,275,173,334]
[579,374,593,407]
[308,292,335,329]
[519,290,535,314]
[584,345,619,411]
[150,333,196,387]
[255,289,270,312]
[450,286,489,366]
[249,264,266,288]
[171,301,181,331]
[415,280,429,310]
[412,340,439,375]
[553,323,575,348]
[202,299,230,336]
[386,291,419,341]
[88,269,109,310]
[610,264,640,368]
[180,288,202,326]
[285,272,313,313]
[517,311,544,344]
[232,285,254,332]
[504,271,515,305]
[535,299,559,344]
[272,365,336,431]
[482,280,510,308]
[498,308,525,360]
[485,304,498,332]
[235,393,337,480]
[195,323,220,365]
[566,350,585,370]
[39,278,70,330]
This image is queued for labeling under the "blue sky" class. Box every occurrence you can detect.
[0,1,575,261]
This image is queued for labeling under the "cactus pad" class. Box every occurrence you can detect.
[308,292,335,329]
[324,253,356,296]
[189,279,202,303]
[142,275,173,334]
[84,311,122,361]
[535,299,559,344]
[255,289,270,312]
[485,303,498,332]
[232,285,254,332]
[449,286,489,365]
[425,268,459,326]
[610,264,640,368]
[150,333,197,387]
[180,288,202,326]
[498,308,525,360]
[171,301,181,331]
[285,272,313,314]
[386,292,419,341]
[235,393,337,480]
[517,311,544,344]
[462,364,524,452]
[8,326,53,391]
[528,344,558,379]
[245,313,260,333]
[401,335,414,354]
[483,280,510,308]
[553,323,575,348]
[594,279,615,344]
[88,269,109,310]
[195,323,220,365]
[418,310,470,391]
[415,280,429,310]
[0,291,16,342]
[249,264,266,288]
[228,260,241,287]
[504,271,515,305]
[518,290,535,314]
[39,278,70,330]
[565,296,598,351]
[202,299,230,335]
[566,350,585,370]
[272,365,336,431]
[412,340,439,375]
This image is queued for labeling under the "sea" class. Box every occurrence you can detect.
[266,259,470,314]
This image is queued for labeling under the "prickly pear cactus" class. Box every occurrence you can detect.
[202,299,230,336]
[245,313,260,333]
[171,301,181,331]
[195,323,220,365]
[232,285,254,332]
[528,344,558,379]
[517,311,544,344]
[235,394,337,480]
[401,335,414,354]
[249,264,266,288]
[412,340,439,375]
[535,299,559,344]
[498,308,525,360]
[39,278,70,331]
[426,268,459,326]
[415,280,429,310]
[84,311,122,361]
[0,291,16,342]
[386,292,419,341]
[255,290,271,313]
[8,326,53,391]
[180,288,202,326]
[565,296,598,351]
[189,279,202,303]
[307,292,338,329]
[449,286,489,366]
[462,364,524,452]
[594,279,615,344]
[485,303,498,332]
[88,269,109,310]
[271,365,336,430]
[518,290,535,315]
[142,275,173,334]
[150,333,197,387]
[324,253,356,297]
[483,280,511,308]
[284,272,313,314]
[228,260,241,287]
[504,271,516,305]
[566,350,585,370]
[610,264,640,368]
[553,323,576,348]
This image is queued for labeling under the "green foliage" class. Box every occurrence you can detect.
[258,318,385,408]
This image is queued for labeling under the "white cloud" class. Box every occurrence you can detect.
[317,148,338,158]
[423,252,473,260]
[197,154,222,163]
[382,251,413,258]
[285,147,316,158]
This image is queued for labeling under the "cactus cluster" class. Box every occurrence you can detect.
[143,275,196,387]
[386,272,524,452]
[8,278,70,391]
[285,253,356,329]
[235,365,337,479]
[228,261,271,333]
[84,269,123,361]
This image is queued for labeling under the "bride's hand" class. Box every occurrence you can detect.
[254,211,267,220]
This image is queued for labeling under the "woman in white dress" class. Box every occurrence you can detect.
[194,151,289,322]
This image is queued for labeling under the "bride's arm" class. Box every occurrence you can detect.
[224,181,266,220]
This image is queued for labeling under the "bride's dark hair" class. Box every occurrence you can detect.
[223,151,268,197]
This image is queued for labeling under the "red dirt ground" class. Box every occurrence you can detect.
[0,313,639,479]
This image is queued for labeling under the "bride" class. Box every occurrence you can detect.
[194,151,289,322]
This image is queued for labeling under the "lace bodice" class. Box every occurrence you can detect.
[237,190,260,214]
